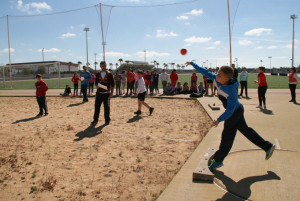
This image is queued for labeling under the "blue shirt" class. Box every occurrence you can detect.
[80,71,92,86]
[190,62,242,122]
[240,71,248,81]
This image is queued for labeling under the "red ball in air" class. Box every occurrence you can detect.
[180,48,187,55]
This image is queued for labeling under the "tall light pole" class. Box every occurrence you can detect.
[268,56,272,73]
[235,58,238,68]
[6,15,12,88]
[84,27,90,67]
[94,53,97,71]
[144,50,146,62]
[227,0,232,67]
[42,48,45,62]
[290,14,297,67]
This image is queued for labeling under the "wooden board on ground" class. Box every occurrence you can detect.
[193,148,216,182]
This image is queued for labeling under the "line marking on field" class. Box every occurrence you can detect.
[275,138,281,149]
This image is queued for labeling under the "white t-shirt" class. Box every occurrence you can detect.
[136,77,146,94]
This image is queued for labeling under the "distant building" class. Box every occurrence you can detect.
[6,61,79,75]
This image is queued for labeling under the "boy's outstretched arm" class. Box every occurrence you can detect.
[186,61,216,80]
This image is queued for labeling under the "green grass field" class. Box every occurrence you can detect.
[0,73,294,90]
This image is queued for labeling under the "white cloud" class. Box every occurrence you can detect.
[184,36,212,43]
[256,46,264,49]
[206,46,215,50]
[0,48,15,53]
[184,22,191,26]
[267,45,277,49]
[185,9,203,16]
[214,41,221,45]
[156,30,178,38]
[176,15,189,20]
[245,28,272,36]
[103,51,131,57]
[136,51,170,58]
[239,40,253,45]
[285,44,297,49]
[38,48,61,53]
[59,33,76,39]
[17,0,51,14]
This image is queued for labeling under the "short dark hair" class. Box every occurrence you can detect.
[220,66,233,78]
[100,61,106,65]
[36,74,42,78]
[83,66,87,68]
[137,70,143,74]
[259,66,265,72]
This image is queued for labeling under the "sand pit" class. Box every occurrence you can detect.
[0,96,210,201]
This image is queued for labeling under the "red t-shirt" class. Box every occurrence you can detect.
[170,73,178,82]
[127,72,134,82]
[258,72,267,87]
[72,76,80,84]
[35,80,48,96]
[191,75,197,84]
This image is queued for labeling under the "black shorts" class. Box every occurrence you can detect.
[207,79,213,83]
[138,92,146,101]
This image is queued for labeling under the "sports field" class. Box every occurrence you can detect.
[0,73,294,90]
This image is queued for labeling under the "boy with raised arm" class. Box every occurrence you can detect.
[186,61,275,170]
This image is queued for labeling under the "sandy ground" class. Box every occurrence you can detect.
[0,96,210,201]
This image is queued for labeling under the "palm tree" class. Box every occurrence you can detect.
[163,63,168,70]
[176,64,181,71]
[94,62,98,72]
[156,62,159,69]
[118,58,123,67]
[170,63,175,70]
[115,63,119,70]
[68,62,73,72]
[109,63,113,70]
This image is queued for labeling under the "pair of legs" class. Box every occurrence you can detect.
[126,82,133,95]
[153,81,159,93]
[74,84,78,96]
[258,86,267,107]
[36,96,48,115]
[89,82,94,94]
[136,92,154,115]
[206,82,213,95]
[121,81,126,94]
[81,85,88,102]
[213,105,273,163]
[240,81,248,97]
[289,84,297,102]
[115,81,121,95]
[93,93,110,123]
[171,81,177,89]
[162,81,167,91]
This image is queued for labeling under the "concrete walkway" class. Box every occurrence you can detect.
[158,89,300,201]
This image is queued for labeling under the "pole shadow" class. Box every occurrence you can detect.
[68,102,86,107]
[12,116,40,124]
[74,124,107,141]
[213,170,281,201]
[127,115,142,123]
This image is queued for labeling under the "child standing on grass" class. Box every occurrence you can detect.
[186,61,275,170]
[134,70,154,115]
[71,72,80,96]
[288,67,298,103]
[35,74,48,117]
[254,67,268,109]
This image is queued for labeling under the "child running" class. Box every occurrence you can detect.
[134,70,154,115]
[186,61,275,170]
[35,74,49,117]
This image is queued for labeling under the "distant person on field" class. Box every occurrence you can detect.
[80,66,92,102]
[60,85,72,96]
[126,69,134,95]
[186,61,275,170]
[191,72,197,86]
[239,67,249,98]
[145,71,152,94]
[175,82,183,94]
[35,74,48,117]
[231,63,238,79]
[160,69,168,91]
[71,72,80,96]
[153,69,160,94]
[254,67,268,109]
[89,72,95,95]
[134,70,154,115]
[121,70,126,95]
[164,82,175,95]
[189,80,198,94]
[170,70,178,89]
[114,70,122,96]
[182,82,189,94]
[198,82,205,94]
[205,68,214,96]
[288,67,298,103]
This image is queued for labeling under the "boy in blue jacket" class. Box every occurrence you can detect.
[186,61,275,170]
[80,66,92,102]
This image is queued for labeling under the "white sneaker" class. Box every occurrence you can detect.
[256,105,262,108]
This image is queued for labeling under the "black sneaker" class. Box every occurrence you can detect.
[134,110,142,115]
[149,107,154,115]
[105,121,110,125]
[36,113,43,117]
[45,113,48,116]
[91,120,98,125]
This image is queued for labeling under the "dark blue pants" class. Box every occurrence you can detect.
[93,93,110,122]
[240,81,248,96]
[36,96,48,115]
[81,85,88,101]
[214,105,272,162]
[258,86,267,106]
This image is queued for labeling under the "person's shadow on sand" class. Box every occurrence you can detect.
[127,115,142,123]
[68,102,86,107]
[12,116,40,124]
[213,170,281,201]
[74,124,107,141]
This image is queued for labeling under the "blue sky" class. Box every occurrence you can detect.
[0,0,299,69]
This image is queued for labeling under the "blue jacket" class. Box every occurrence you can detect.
[80,71,92,86]
[191,62,242,122]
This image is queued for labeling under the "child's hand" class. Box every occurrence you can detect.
[254,80,258,83]
[211,120,219,128]
[185,62,191,66]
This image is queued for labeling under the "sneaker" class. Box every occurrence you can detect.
[36,113,43,117]
[44,113,48,116]
[289,99,294,102]
[263,105,267,109]
[149,107,154,115]
[91,120,98,125]
[208,159,223,170]
[134,110,142,115]
[105,121,110,125]
[266,144,275,160]
[256,105,262,108]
